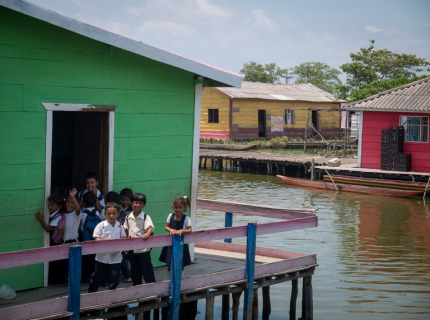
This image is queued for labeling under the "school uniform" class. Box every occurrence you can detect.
[159,214,192,267]
[48,209,65,284]
[123,211,156,285]
[88,220,126,292]
[80,206,101,280]
[63,210,80,243]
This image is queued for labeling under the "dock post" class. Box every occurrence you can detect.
[167,234,184,320]
[262,277,271,320]
[232,291,242,320]
[224,212,233,243]
[289,278,298,320]
[243,223,257,320]
[205,296,215,320]
[252,288,258,320]
[311,159,315,181]
[68,245,82,320]
[222,294,230,320]
[301,276,313,320]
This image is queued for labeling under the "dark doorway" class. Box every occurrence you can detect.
[311,110,318,135]
[258,110,266,138]
[51,112,109,194]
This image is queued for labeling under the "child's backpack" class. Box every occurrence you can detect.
[51,213,66,244]
[81,209,101,241]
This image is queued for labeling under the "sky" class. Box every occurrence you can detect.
[27,0,430,82]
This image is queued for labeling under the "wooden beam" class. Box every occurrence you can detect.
[243,223,257,320]
[0,297,68,320]
[167,235,184,320]
[304,108,310,153]
[232,291,242,320]
[262,281,271,320]
[222,294,230,320]
[205,297,215,320]
[224,212,233,243]
[197,198,318,215]
[68,246,82,320]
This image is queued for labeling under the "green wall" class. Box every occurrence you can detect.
[0,7,196,291]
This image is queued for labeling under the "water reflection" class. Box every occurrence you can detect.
[196,170,430,319]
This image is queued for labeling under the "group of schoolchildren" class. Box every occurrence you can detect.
[35,172,192,293]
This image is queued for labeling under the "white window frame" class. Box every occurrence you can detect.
[285,109,295,124]
[399,115,429,143]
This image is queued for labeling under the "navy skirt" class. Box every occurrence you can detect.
[159,243,191,267]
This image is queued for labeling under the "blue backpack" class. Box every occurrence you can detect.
[81,209,101,241]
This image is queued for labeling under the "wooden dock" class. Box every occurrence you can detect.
[0,199,318,320]
[199,149,357,177]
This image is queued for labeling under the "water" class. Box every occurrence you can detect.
[194,170,430,319]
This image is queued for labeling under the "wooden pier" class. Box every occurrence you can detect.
[199,149,357,177]
[0,199,318,320]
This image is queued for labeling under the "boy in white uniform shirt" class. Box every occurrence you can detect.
[123,193,156,286]
[88,202,126,293]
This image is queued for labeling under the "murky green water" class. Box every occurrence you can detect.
[195,170,430,319]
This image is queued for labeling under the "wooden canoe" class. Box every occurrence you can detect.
[323,175,429,192]
[276,175,422,198]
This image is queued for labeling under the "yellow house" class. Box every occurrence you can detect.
[201,82,345,140]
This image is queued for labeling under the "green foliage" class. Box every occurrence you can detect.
[290,61,342,95]
[240,61,287,83]
[338,40,430,101]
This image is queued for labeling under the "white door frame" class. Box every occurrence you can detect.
[42,103,116,286]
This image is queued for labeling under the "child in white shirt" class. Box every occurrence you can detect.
[88,202,126,292]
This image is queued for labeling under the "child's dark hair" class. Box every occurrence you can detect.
[120,188,133,199]
[105,202,121,214]
[105,191,121,205]
[48,193,65,206]
[85,171,99,181]
[172,196,190,211]
[82,192,97,208]
[131,193,146,205]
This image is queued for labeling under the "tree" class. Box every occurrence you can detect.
[338,40,430,101]
[240,61,287,83]
[290,61,341,95]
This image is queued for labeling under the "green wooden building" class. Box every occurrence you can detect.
[0,0,241,291]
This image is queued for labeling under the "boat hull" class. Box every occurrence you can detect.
[276,175,422,198]
[323,175,429,192]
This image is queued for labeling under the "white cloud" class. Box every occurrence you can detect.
[252,9,277,31]
[365,25,385,33]
[125,6,141,17]
[424,23,430,27]
[136,21,197,37]
[195,0,231,18]
[283,16,301,28]
[386,28,407,37]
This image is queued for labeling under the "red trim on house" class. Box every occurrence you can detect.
[200,131,230,139]
[361,111,430,173]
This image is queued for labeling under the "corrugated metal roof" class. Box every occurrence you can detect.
[214,82,344,103]
[1,0,241,88]
[346,77,430,111]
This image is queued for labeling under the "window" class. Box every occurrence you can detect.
[400,116,428,143]
[208,109,219,123]
[285,109,295,124]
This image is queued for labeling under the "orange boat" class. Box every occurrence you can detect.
[323,175,429,192]
[276,175,422,198]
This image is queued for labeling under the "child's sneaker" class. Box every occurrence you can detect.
[126,277,132,283]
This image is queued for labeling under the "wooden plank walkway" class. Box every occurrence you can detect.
[200,149,358,166]
[0,249,283,311]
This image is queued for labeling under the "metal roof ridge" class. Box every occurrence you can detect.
[346,76,430,107]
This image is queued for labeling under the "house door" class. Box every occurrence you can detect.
[258,110,266,138]
[311,110,318,135]
[51,111,110,194]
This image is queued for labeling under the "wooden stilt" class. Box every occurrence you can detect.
[232,291,242,320]
[153,307,160,320]
[143,310,151,320]
[203,158,207,169]
[167,235,184,320]
[262,282,271,320]
[289,278,298,320]
[243,223,257,320]
[205,297,215,320]
[68,246,82,320]
[162,296,168,320]
[222,294,230,320]
[311,159,315,181]
[301,276,313,320]
[252,288,258,320]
